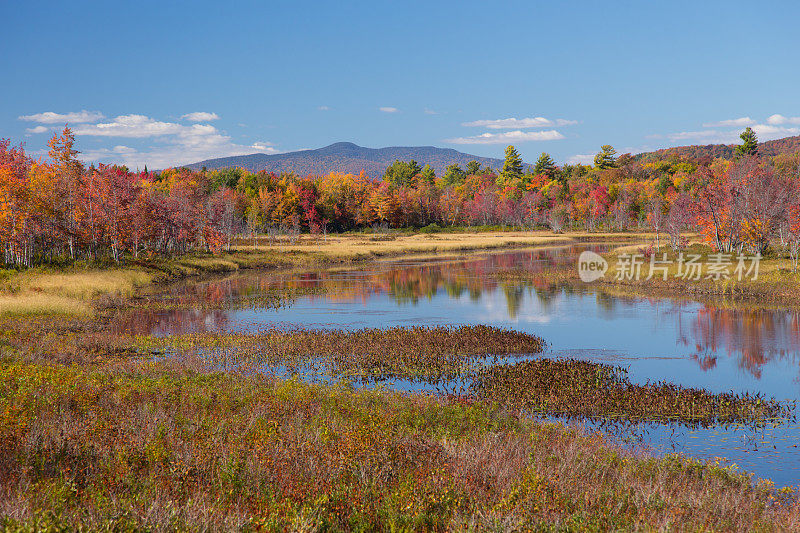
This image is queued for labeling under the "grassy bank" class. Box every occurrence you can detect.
[589,244,800,305]
[1,358,797,531]
[494,240,800,307]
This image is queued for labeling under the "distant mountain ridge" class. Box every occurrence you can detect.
[635,135,800,162]
[184,135,800,177]
[183,142,509,176]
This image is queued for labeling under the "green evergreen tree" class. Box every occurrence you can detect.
[443,164,466,186]
[533,152,557,176]
[384,159,422,186]
[594,145,618,170]
[466,160,482,176]
[500,145,524,184]
[734,127,758,158]
[419,164,436,185]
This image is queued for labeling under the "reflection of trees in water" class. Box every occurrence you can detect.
[677,306,800,378]
[131,244,800,379]
[115,247,587,334]
[112,307,232,336]
[502,285,525,319]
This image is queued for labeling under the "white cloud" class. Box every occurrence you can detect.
[664,130,741,144]
[317,105,330,111]
[18,110,105,124]
[73,114,185,138]
[112,145,137,155]
[701,117,755,128]
[82,137,280,169]
[462,117,577,129]
[566,154,596,165]
[26,126,50,134]
[445,130,565,145]
[766,114,800,125]
[752,124,800,140]
[67,112,280,169]
[424,108,439,115]
[181,111,219,122]
[250,141,275,150]
[379,106,399,113]
[658,119,800,146]
[555,119,578,127]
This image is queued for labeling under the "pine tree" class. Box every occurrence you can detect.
[500,145,524,184]
[466,160,482,176]
[594,145,618,170]
[443,164,466,186]
[419,164,436,185]
[534,152,557,176]
[384,159,422,186]
[735,127,758,158]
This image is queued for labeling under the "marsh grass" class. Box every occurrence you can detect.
[5,236,800,530]
[0,292,91,317]
[601,245,800,302]
[136,325,545,386]
[1,359,798,531]
[134,326,792,428]
[0,269,152,317]
[231,231,648,263]
[471,358,793,426]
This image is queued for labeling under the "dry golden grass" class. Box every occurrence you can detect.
[583,243,800,305]
[0,269,151,317]
[235,230,652,262]
[0,292,90,316]
[18,269,152,300]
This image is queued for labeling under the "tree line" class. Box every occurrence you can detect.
[1,126,800,267]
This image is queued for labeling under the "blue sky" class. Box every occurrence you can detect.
[3,0,800,169]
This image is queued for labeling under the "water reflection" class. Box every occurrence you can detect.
[116,244,800,486]
[679,307,800,378]
[118,245,800,385]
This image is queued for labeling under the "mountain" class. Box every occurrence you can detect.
[184,135,800,177]
[183,142,508,176]
[635,135,800,163]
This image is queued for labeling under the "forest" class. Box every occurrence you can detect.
[2,126,800,267]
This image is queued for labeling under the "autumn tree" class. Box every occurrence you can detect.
[645,184,667,249]
[665,192,693,250]
[733,157,789,253]
[48,126,84,258]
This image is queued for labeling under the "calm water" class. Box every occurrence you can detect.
[118,244,800,487]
